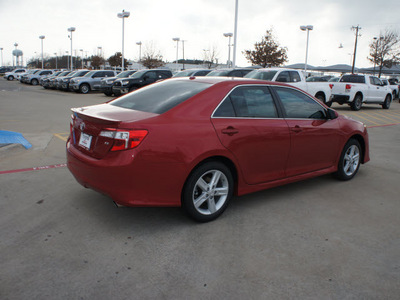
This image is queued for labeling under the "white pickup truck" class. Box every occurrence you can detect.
[331,74,392,110]
[245,68,333,104]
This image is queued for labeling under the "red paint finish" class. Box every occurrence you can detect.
[66,77,369,208]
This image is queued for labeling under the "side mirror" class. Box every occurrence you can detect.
[326,108,338,120]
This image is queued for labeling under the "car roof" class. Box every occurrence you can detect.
[167,76,291,87]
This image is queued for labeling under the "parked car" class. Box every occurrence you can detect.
[59,70,90,91]
[112,69,173,96]
[22,69,53,85]
[100,70,136,96]
[40,71,63,87]
[381,78,399,99]
[245,68,333,105]
[173,69,212,77]
[67,77,370,222]
[0,66,14,75]
[4,68,27,80]
[48,71,72,89]
[306,75,333,82]
[206,68,253,77]
[331,74,392,110]
[69,70,117,94]
[20,70,41,83]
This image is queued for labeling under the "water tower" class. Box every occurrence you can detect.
[12,43,23,67]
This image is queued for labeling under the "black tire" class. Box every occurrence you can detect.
[334,139,361,181]
[31,79,39,86]
[382,94,391,109]
[104,91,113,96]
[8,75,14,81]
[182,161,234,222]
[79,83,90,94]
[350,94,362,111]
[315,93,325,104]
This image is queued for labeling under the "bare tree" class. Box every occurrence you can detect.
[202,46,220,69]
[243,29,288,67]
[368,29,400,77]
[141,42,165,69]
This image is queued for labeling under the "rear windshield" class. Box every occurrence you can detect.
[111,80,211,114]
[340,75,365,83]
[207,70,230,76]
[245,70,278,80]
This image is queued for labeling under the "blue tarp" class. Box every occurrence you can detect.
[0,130,32,149]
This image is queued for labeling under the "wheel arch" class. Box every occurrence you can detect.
[354,92,363,101]
[314,91,325,102]
[348,134,366,163]
[181,155,239,203]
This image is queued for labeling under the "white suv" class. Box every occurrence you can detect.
[4,68,27,81]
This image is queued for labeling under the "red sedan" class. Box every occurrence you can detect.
[67,77,369,222]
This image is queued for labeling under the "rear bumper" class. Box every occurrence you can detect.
[332,94,351,104]
[66,140,184,207]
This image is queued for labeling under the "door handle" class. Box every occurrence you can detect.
[291,125,302,133]
[222,126,239,136]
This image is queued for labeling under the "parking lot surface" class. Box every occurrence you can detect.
[1,80,400,299]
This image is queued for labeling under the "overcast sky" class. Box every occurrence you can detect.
[0,0,399,68]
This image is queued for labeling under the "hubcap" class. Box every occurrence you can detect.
[343,145,360,176]
[192,170,229,215]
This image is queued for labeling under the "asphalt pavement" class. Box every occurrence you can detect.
[1,79,399,299]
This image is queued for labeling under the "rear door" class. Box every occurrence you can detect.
[211,85,290,184]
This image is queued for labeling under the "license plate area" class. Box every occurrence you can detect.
[78,132,92,150]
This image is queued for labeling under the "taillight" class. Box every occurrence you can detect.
[345,84,352,91]
[99,129,148,151]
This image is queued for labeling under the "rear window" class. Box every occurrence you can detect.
[110,80,212,114]
[340,75,365,83]
[245,70,278,80]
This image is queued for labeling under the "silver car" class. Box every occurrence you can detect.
[69,70,117,94]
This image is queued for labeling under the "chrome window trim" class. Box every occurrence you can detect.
[211,84,328,121]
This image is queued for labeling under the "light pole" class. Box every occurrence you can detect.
[80,49,83,68]
[54,52,57,69]
[172,37,180,71]
[351,25,361,74]
[39,35,45,69]
[67,27,76,71]
[97,46,102,69]
[14,43,18,67]
[300,25,313,73]
[117,10,130,70]
[66,51,69,69]
[0,47,3,67]
[136,41,142,62]
[223,33,233,68]
[181,40,186,70]
[232,0,238,68]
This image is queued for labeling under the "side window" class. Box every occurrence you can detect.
[369,77,375,85]
[196,71,207,76]
[214,86,278,118]
[276,71,290,82]
[374,77,383,85]
[290,71,301,82]
[93,72,104,78]
[105,71,114,77]
[158,72,170,79]
[230,71,242,77]
[145,71,157,79]
[274,87,326,119]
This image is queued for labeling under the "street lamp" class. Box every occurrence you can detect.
[80,49,84,68]
[232,0,238,68]
[372,36,383,76]
[223,33,233,68]
[300,25,313,73]
[117,10,130,70]
[67,27,76,71]
[172,37,180,71]
[66,51,69,69]
[39,35,45,69]
[136,41,142,62]
[54,52,57,69]
[0,47,3,67]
